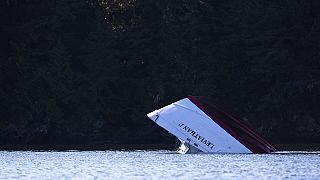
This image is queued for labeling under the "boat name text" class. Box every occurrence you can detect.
[178,123,214,149]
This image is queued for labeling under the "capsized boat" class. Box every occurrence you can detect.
[147,96,278,154]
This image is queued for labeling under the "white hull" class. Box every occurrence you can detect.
[147,96,278,154]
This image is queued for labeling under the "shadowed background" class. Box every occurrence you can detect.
[0,0,319,145]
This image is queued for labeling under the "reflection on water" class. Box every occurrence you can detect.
[0,151,319,179]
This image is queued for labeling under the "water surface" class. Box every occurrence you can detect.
[1,151,319,179]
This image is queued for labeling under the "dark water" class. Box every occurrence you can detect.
[1,151,319,179]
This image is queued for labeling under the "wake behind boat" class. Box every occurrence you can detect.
[147,96,278,154]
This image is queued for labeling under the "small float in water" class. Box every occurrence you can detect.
[147,96,278,154]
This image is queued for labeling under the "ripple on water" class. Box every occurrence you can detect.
[0,151,319,179]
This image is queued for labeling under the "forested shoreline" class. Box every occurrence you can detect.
[1,0,320,145]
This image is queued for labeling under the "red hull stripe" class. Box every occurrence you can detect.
[187,95,277,153]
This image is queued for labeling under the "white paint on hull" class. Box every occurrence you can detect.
[147,98,252,153]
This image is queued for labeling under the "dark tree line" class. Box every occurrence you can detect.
[1,0,320,145]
